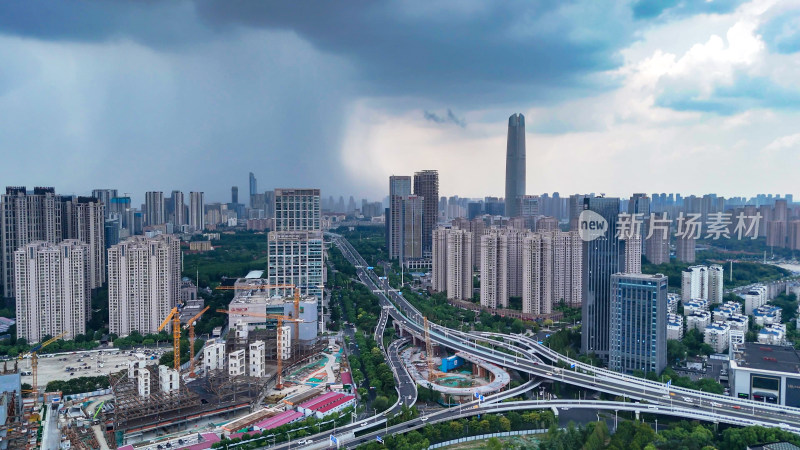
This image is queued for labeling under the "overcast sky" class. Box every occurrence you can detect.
[1,0,799,204]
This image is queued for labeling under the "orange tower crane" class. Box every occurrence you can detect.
[215,283,303,348]
[21,331,69,406]
[158,307,182,371]
[184,306,210,377]
[216,309,304,389]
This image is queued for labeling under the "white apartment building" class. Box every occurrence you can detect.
[667,293,680,314]
[14,240,89,343]
[753,305,782,326]
[203,339,226,372]
[249,340,266,378]
[683,299,709,315]
[108,234,181,337]
[726,313,749,332]
[667,314,684,340]
[758,324,786,345]
[145,191,165,226]
[687,311,712,331]
[704,321,731,353]
[522,230,582,314]
[682,265,708,303]
[480,231,508,309]
[742,285,768,314]
[278,325,292,361]
[624,233,642,274]
[229,349,246,377]
[713,301,742,321]
[431,227,474,300]
[708,265,724,304]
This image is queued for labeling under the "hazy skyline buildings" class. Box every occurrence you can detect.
[505,113,526,218]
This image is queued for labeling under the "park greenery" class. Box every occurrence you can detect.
[182,231,269,287]
[357,410,557,450]
[347,333,397,410]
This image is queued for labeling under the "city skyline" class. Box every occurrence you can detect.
[1,2,799,201]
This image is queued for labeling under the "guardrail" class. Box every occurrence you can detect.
[428,428,553,449]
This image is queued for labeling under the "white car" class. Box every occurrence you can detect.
[683,397,693,403]
[710,402,722,407]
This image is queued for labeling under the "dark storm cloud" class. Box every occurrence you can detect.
[424,109,466,128]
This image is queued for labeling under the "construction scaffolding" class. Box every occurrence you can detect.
[110,366,202,433]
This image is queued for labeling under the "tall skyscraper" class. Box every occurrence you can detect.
[609,273,667,374]
[388,176,412,260]
[91,189,118,218]
[249,172,257,208]
[401,195,424,261]
[171,190,186,227]
[268,188,324,327]
[431,227,473,300]
[581,196,625,362]
[504,113,526,218]
[675,236,696,263]
[413,170,439,255]
[145,191,165,226]
[231,186,239,205]
[14,240,89,343]
[108,235,181,337]
[273,189,321,231]
[189,191,205,231]
[1,187,63,298]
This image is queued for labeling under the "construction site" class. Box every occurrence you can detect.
[108,279,327,447]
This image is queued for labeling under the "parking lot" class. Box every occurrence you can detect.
[16,346,169,387]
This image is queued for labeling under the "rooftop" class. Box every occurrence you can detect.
[736,343,800,373]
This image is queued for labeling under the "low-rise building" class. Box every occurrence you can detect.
[229,349,246,377]
[686,311,712,332]
[203,339,226,372]
[730,343,800,405]
[704,321,730,353]
[297,391,356,419]
[758,324,787,346]
[683,299,709,315]
[726,313,749,332]
[189,240,213,252]
[713,301,742,322]
[753,305,782,326]
[667,314,684,340]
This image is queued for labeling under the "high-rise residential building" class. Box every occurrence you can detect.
[189,191,205,231]
[504,229,526,297]
[676,236,696,263]
[91,189,118,218]
[14,240,89,343]
[413,170,439,255]
[627,193,649,258]
[431,227,473,300]
[581,196,625,362]
[231,186,239,205]
[522,230,583,314]
[645,214,670,265]
[69,197,106,291]
[682,265,708,301]
[268,188,324,325]
[145,191,165,227]
[273,188,321,232]
[568,194,590,231]
[249,172,257,208]
[480,231,508,309]
[388,176,412,260]
[623,233,642,274]
[1,187,63,298]
[108,235,181,337]
[401,195,424,261]
[469,218,486,269]
[609,273,667,374]
[708,264,724,304]
[171,191,185,227]
[504,113,526,218]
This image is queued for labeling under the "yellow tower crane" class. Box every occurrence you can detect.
[21,331,69,406]
[215,283,303,350]
[424,317,439,382]
[216,309,304,389]
[185,306,210,377]
[158,307,182,371]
